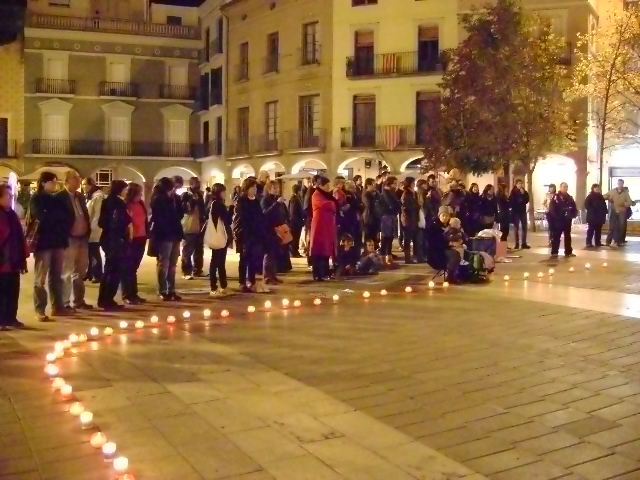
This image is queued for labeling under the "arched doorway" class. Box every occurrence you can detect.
[0,164,17,182]
[154,166,200,183]
[260,161,286,178]
[337,156,389,178]
[533,154,577,209]
[231,164,255,185]
[291,158,327,175]
[400,156,424,173]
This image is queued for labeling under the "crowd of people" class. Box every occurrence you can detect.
[0,168,634,329]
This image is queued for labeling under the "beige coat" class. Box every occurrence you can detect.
[604,188,632,214]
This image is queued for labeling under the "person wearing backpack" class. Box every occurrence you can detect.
[204,183,232,297]
[548,182,578,259]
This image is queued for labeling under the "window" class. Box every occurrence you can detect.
[416,91,441,145]
[213,17,224,54]
[48,0,70,6]
[265,101,278,150]
[265,32,279,73]
[0,118,8,157]
[199,72,210,111]
[202,120,210,143]
[418,25,440,72]
[205,27,210,59]
[299,95,320,148]
[237,107,250,153]
[238,42,249,81]
[45,56,67,80]
[167,15,183,26]
[302,22,319,65]
[210,67,223,105]
[352,0,377,5]
[215,117,223,155]
[38,98,72,154]
[352,95,376,147]
[353,30,374,76]
[95,169,113,188]
[625,0,639,10]
[168,64,188,86]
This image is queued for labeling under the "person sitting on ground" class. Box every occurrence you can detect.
[356,238,384,275]
[425,206,462,283]
[335,233,359,277]
[444,217,467,260]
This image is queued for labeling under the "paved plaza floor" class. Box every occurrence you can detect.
[2,233,640,480]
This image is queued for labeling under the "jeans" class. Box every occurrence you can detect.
[209,247,228,290]
[157,241,180,295]
[98,248,127,305]
[239,242,263,287]
[181,233,204,275]
[586,222,603,247]
[0,272,20,325]
[512,212,528,246]
[290,225,303,255]
[122,237,146,299]
[62,237,89,307]
[551,222,572,256]
[33,248,64,315]
[606,211,626,245]
[311,255,330,279]
[403,227,424,262]
[88,242,103,280]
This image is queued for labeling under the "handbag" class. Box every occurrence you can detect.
[204,216,228,249]
[274,224,293,245]
[24,209,39,254]
[146,221,158,257]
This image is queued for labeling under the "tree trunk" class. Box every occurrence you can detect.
[527,169,536,233]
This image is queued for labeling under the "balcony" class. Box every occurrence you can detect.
[26,13,200,39]
[340,125,420,150]
[193,140,222,158]
[226,138,250,157]
[35,78,76,95]
[346,51,442,78]
[283,129,325,151]
[235,63,249,82]
[99,82,139,98]
[0,140,18,158]
[264,54,279,74]
[30,139,195,157]
[160,84,196,100]
[252,135,280,154]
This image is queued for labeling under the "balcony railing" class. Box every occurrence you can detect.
[99,81,139,97]
[235,63,249,82]
[160,84,196,100]
[0,140,17,158]
[226,138,250,156]
[26,13,200,39]
[300,44,321,65]
[252,135,280,153]
[340,125,420,150]
[264,54,279,74]
[35,78,76,95]
[283,129,325,151]
[346,51,443,78]
[31,139,196,157]
[193,140,222,158]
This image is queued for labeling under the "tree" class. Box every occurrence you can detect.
[422,0,573,226]
[567,6,640,188]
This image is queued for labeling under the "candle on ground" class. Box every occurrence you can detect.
[80,410,94,429]
[405,286,413,293]
[220,309,230,318]
[90,432,107,448]
[380,289,388,296]
[102,441,116,460]
[45,364,59,377]
[69,402,84,416]
[113,456,129,474]
[293,300,301,307]
[247,305,256,313]
[362,291,370,299]
[313,298,322,306]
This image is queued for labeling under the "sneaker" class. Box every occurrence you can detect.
[52,308,74,317]
[36,313,53,322]
[218,288,227,296]
[74,302,94,310]
[565,253,576,258]
[210,289,222,297]
[169,293,183,301]
[183,275,194,280]
[522,244,531,249]
[98,302,125,311]
[123,297,142,305]
[160,293,173,301]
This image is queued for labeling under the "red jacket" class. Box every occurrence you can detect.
[310,189,337,258]
[0,207,28,273]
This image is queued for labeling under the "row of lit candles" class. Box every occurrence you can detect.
[502,261,609,281]
[44,332,134,479]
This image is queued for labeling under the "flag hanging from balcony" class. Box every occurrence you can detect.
[383,125,401,151]
[382,54,397,74]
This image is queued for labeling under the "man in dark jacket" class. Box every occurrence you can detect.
[584,183,607,248]
[548,182,578,259]
[508,179,530,249]
[288,184,305,257]
[57,170,91,312]
[180,176,206,279]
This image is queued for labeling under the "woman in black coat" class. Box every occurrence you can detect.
[478,184,498,231]
[496,184,511,242]
[97,180,131,310]
[400,176,420,264]
[584,183,608,248]
[463,183,482,236]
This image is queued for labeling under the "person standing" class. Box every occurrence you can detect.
[58,171,92,312]
[342,180,362,251]
[310,177,336,281]
[361,178,380,248]
[548,182,578,259]
[584,184,608,248]
[303,175,321,266]
[97,180,131,310]
[288,184,305,258]
[180,176,206,279]
[261,180,287,284]
[376,176,401,265]
[150,177,184,301]
[463,183,481,236]
[604,179,632,248]
[509,178,530,249]
[122,183,148,304]
[543,184,557,246]
[82,177,104,283]
[0,184,28,329]
[28,172,67,322]
[400,177,420,264]
[233,178,269,293]
[496,184,510,242]
[478,184,498,231]
[207,183,232,297]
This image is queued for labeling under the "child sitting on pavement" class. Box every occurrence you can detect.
[445,217,468,260]
[335,233,360,277]
[356,238,384,275]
